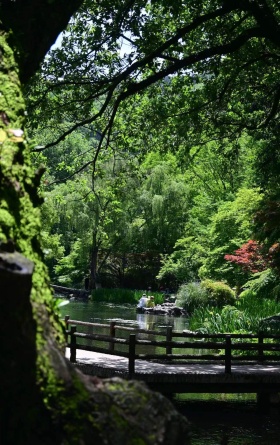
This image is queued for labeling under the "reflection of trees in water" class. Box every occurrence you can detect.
[136,313,188,333]
[63,301,189,353]
[136,313,191,356]
[136,313,182,355]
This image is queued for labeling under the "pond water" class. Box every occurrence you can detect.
[59,299,280,445]
[59,299,189,331]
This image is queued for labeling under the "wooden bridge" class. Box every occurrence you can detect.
[64,316,280,400]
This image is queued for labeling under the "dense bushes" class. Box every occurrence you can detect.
[189,294,280,334]
[239,269,280,301]
[176,280,235,313]
[201,279,235,307]
[176,282,208,313]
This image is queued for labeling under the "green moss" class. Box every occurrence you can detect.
[0,34,109,444]
[1,28,67,423]
[0,32,65,345]
[109,405,129,429]
[0,208,15,236]
[0,34,25,127]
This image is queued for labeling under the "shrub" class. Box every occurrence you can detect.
[239,268,280,301]
[176,282,208,313]
[201,279,235,307]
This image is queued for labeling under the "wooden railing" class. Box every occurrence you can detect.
[64,316,280,375]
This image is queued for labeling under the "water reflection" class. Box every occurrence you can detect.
[60,299,189,356]
[137,313,155,331]
[175,396,280,445]
[60,300,189,332]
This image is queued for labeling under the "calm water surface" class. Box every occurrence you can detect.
[59,299,280,445]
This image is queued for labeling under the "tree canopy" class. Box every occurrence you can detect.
[2,1,280,441]
[23,1,280,291]
[28,1,280,151]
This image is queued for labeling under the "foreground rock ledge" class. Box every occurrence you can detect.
[79,364,191,444]
[59,357,191,445]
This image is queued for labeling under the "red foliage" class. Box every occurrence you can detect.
[224,240,268,273]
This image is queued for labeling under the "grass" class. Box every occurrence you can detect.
[237,292,280,318]
[90,288,164,305]
[189,294,280,334]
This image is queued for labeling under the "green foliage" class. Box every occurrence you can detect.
[201,279,235,308]
[199,188,263,287]
[254,198,280,273]
[176,282,208,313]
[189,289,280,335]
[134,154,190,254]
[238,293,280,335]
[37,137,145,287]
[26,1,280,158]
[38,142,195,289]
[176,279,235,314]
[189,305,256,334]
[157,237,206,287]
[239,269,280,301]
[26,1,280,298]
[237,287,280,319]
[54,238,90,287]
[41,231,65,280]
[91,288,164,305]
[91,288,141,304]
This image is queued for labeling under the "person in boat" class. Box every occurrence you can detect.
[146,295,155,308]
[137,293,147,309]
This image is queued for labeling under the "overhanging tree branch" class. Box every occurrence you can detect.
[34,24,264,154]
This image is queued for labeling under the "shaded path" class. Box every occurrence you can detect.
[66,348,280,395]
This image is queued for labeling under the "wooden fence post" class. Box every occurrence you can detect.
[70,325,77,363]
[109,321,116,352]
[129,334,136,375]
[64,315,70,343]
[258,331,264,363]
[225,334,231,374]
[166,326,173,355]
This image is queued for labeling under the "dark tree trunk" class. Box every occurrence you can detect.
[0,3,190,444]
[0,251,44,443]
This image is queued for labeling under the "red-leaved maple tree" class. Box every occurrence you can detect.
[224,240,268,273]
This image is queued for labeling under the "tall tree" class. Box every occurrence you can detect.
[27,1,280,263]
[199,188,263,288]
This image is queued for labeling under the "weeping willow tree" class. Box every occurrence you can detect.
[0,2,189,444]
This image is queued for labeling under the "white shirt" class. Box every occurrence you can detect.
[138,296,147,308]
